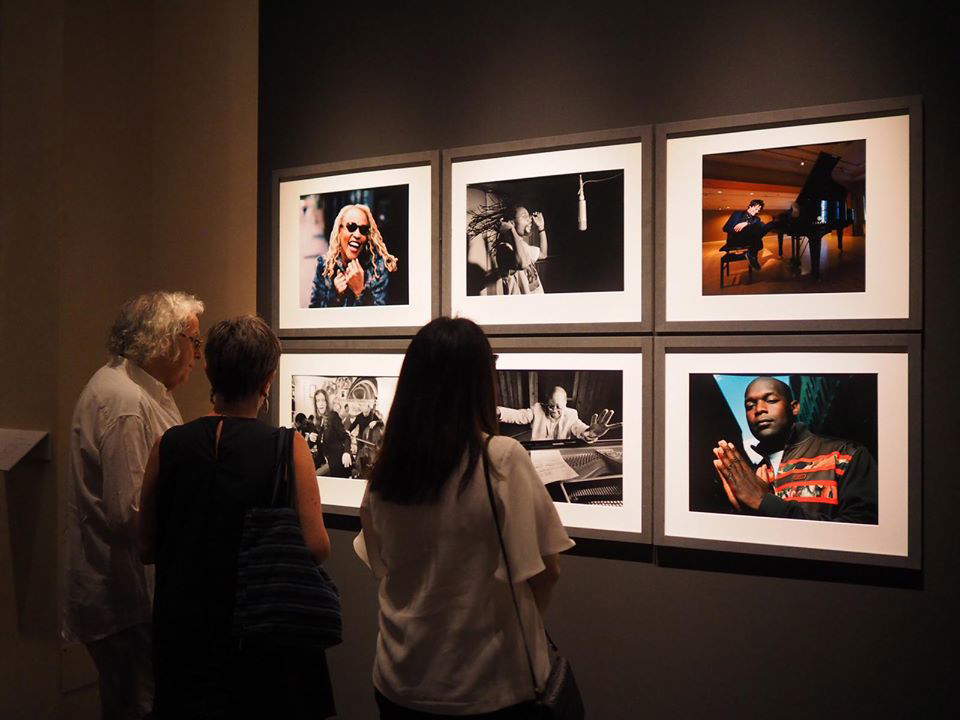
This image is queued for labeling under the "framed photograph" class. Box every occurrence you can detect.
[275,340,409,514]
[491,337,652,542]
[275,337,652,541]
[444,126,653,334]
[656,96,922,331]
[273,151,439,336]
[655,335,920,567]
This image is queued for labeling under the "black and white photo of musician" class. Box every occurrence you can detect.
[496,368,626,506]
[465,170,625,297]
[497,385,617,443]
[496,370,623,445]
[290,375,397,480]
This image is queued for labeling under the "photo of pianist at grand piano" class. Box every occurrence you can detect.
[465,170,625,296]
[496,369,625,505]
[701,139,866,295]
[688,372,878,524]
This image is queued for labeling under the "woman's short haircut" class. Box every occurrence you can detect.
[204,315,281,404]
[107,290,205,364]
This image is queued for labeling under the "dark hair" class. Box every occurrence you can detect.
[369,317,499,505]
[745,376,794,403]
[204,315,281,404]
[747,198,765,209]
[313,388,332,418]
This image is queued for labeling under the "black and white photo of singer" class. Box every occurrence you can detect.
[481,204,549,295]
[490,204,548,294]
[721,199,780,270]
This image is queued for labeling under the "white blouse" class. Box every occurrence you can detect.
[355,434,575,715]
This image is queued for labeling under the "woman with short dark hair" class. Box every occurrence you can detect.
[139,315,335,719]
[356,317,574,718]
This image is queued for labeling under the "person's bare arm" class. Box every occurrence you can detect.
[531,212,548,259]
[500,220,540,269]
[138,439,161,564]
[527,553,560,614]
[293,431,331,563]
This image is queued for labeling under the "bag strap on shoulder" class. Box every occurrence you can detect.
[482,434,541,698]
[271,427,296,508]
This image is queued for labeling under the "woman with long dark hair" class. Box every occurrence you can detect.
[356,317,574,718]
[312,387,353,477]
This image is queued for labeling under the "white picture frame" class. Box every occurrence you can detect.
[443,127,653,334]
[655,335,920,567]
[273,151,439,336]
[655,97,922,332]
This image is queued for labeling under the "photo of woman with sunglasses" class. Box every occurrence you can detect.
[309,203,400,307]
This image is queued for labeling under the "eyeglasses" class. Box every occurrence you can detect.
[179,333,202,352]
[343,222,371,236]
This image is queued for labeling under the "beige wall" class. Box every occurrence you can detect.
[0,1,258,717]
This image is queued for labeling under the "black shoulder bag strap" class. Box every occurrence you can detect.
[482,434,542,699]
[271,427,296,509]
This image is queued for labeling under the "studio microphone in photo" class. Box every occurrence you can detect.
[577,174,587,231]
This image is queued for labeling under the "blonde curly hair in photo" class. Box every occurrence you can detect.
[321,203,398,281]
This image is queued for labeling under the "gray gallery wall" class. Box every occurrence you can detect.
[258,2,959,717]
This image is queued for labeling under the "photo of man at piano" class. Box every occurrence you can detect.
[497,369,625,505]
[721,199,780,271]
[497,385,616,442]
[687,372,878,524]
[702,139,866,295]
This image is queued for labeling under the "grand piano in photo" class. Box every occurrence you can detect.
[522,436,624,506]
[775,151,855,280]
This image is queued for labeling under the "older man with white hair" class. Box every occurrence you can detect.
[497,385,616,443]
[63,290,204,720]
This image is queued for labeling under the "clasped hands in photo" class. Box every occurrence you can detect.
[712,439,773,511]
[333,260,366,297]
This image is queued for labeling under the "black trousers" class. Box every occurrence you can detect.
[727,221,776,254]
[374,689,536,719]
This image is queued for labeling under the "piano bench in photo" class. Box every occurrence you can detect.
[719,244,753,288]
